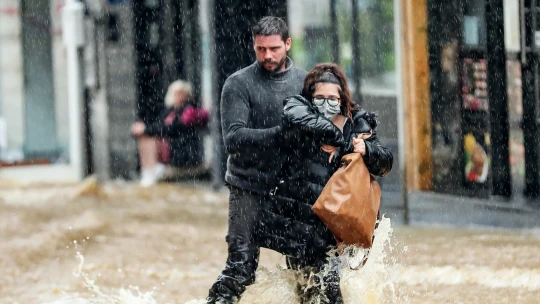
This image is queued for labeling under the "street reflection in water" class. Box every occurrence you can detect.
[0,180,539,304]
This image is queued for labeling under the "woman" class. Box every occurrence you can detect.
[131,80,208,186]
[255,63,393,303]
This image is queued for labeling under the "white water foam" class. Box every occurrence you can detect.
[48,215,540,304]
[225,216,396,304]
[49,216,396,304]
[46,252,158,304]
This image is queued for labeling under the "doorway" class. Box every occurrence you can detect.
[21,0,59,161]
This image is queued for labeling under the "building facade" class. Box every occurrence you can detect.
[0,0,402,190]
[12,0,536,200]
[0,0,80,181]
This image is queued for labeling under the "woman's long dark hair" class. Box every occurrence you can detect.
[301,63,355,119]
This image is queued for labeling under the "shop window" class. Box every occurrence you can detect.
[461,59,491,185]
[288,0,396,94]
[287,0,333,70]
[350,0,396,93]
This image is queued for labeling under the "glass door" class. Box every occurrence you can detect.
[21,0,61,162]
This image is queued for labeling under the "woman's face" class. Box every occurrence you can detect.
[312,83,341,120]
[313,83,341,102]
[173,89,188,107]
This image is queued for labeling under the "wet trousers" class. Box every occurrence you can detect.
[207,186,264,303]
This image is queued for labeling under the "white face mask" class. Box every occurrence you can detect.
[314,98,341,120]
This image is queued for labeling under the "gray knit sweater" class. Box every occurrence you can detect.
[221,57,307,193]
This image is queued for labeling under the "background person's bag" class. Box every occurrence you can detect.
[312,152,381,248]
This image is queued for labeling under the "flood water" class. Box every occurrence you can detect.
[1,179,539,304]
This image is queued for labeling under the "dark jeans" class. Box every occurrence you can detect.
[207,186,264,303]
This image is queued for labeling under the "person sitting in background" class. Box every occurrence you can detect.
[131,80,209,186]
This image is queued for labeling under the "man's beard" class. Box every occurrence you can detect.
[261,56,287,73]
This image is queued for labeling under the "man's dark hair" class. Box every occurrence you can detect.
[252,16,289,42]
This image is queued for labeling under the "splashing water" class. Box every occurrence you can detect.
[237,216,396,304]
[339,216,398,304]
[46,252,158,304]
[51,216,395,304]
[6,183,539,303]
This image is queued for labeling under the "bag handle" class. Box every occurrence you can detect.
[341,152,361,165]
[357,131,373,140]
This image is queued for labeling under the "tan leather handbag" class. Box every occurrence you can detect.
[312,150,381,248]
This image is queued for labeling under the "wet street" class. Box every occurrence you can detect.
[1,179,539,304]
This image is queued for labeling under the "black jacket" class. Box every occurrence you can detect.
[255,95,393,266]
[144,101,206,167]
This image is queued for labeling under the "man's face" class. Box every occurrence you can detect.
[253,34,291,73]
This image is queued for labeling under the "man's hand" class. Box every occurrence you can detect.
[321,144,338,163]
[131,122,146,136]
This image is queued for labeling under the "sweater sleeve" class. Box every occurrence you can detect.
[221,77,282,154]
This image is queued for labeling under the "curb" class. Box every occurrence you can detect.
[381,190,540,215]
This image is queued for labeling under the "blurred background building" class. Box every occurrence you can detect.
[425,0,537,200]
[0,0,538,202]
[0,0,73,179]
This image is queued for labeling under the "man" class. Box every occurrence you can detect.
[207,16,307,303]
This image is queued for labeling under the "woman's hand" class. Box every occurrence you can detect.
[131,122,146,136]
[321,144,338,163]
[353,136,366,156]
